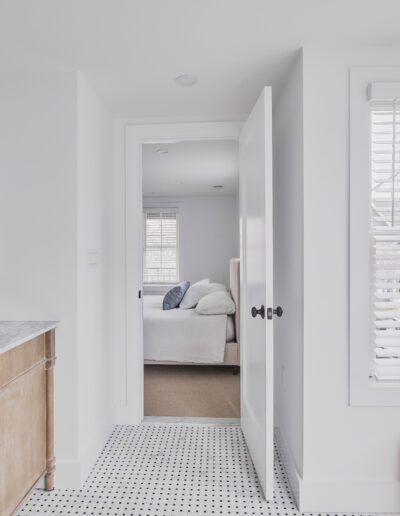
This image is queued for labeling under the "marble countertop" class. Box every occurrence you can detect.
[0,321,58,354]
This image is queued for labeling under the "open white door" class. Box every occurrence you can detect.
[240,87,278,500]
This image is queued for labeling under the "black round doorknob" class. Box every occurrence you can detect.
[251,305,265,319]
[274,306,283,317]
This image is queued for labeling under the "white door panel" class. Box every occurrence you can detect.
[240,87,274,499]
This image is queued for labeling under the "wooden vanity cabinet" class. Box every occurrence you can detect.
[0,329,55,515]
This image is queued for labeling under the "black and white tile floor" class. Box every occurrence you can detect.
[19,423,384,516]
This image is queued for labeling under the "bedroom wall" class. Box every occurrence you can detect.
[0,71,115,489]
[300,45,400,513]
[143,195,239,287]
[272,50,304,502]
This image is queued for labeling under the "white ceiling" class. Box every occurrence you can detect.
[1,1,400,118]
[143,140,239,197]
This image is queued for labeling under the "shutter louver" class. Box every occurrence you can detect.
[143,209,178,284]
[371,99,400,382]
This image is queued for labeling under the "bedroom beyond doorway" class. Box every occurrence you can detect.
[141,139,240,418]
[144,365,240,417]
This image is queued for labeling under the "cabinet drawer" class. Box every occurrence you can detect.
[0,335,45,389]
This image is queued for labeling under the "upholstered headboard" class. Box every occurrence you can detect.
[229,258,240,344]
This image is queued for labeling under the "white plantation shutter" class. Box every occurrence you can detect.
[143,209,178,284]
[370,91,400,382]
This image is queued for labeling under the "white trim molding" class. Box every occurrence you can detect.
[276,426,400,513]
[274,427,301,507]
[55,421,114,489]
[299,478,400,514]
[116,121,242,425]
[350,67,400,406]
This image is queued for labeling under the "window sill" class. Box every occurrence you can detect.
[350,377,400,407]
[143,283,176,295]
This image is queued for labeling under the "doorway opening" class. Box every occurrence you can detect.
[141,139,241,418]
[123,94,275,500]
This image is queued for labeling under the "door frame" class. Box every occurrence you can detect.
[117,121,243,424]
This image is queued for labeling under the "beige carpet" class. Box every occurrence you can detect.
[144,365,240,417]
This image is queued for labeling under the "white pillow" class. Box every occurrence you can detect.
[195,291,236,315]
[208,282,228,293]
[179,279,210,309]
[180,280,228,309]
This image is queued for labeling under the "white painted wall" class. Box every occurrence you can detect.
[110,120,127,412]
[76,74,114,480]
[143,195,239,288]
[272,51,304,500]
[0,72,79,481]
[300,45,400,513]
[0,71,114,488]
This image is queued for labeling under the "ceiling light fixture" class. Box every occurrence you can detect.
[213,185,224,189]
[156,148,169,155]
[175,74,198,86]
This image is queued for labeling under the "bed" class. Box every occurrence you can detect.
[143,258,240,367]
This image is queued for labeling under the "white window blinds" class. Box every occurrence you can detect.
[371,96,400,382]
[143,209,178,284]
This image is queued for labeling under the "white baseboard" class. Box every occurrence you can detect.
[274,426,302,507]
[54,459,82,489]
[116,403,142,425]
[55,420,114,489]
[143,416,240,425]
[299,479,400,514]
[79,420,114,483]
[275,426,400,513]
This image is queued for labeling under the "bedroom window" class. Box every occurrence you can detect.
[143,208,178,284]
[350,68,400,406]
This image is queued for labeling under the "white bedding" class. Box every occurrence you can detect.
[143,295,228,363]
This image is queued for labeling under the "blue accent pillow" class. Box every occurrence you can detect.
[163,281,190,310]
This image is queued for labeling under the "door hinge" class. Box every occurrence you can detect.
[138,290,142,299]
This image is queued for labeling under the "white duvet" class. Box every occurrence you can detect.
[143,295,228,363]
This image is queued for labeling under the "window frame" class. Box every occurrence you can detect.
[142,207,179,285]
[350,67,400,406]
